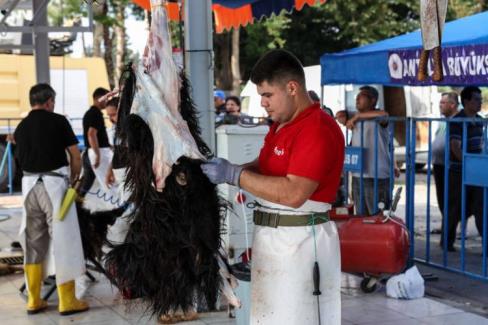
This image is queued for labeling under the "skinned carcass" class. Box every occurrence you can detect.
[104,0,238,317]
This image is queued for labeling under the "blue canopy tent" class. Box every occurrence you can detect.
[320,11,488,86]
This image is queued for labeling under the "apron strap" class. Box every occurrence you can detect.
[23,171,68,182]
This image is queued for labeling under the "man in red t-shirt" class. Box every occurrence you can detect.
[202,49,344,325]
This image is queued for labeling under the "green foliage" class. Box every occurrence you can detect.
[48,0,85,26]
[239,0,421,78]
[239,13,290,80]
[447,0,484,20]
[48,0,142,27]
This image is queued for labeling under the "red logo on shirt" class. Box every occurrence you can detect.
[273,146,285,156]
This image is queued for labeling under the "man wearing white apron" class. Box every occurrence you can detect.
[80,87,112,196]
[14,84,88,315]
[202,50,345,325]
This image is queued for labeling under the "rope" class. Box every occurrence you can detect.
[308,213,324,325]
[307,213,329,262]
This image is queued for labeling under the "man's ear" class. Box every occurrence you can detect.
[287,81,299,96]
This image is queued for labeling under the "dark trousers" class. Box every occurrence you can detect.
[433,164,445,218]
[80,150,95,196]
[352,177,391,216]
[442,170,486,248]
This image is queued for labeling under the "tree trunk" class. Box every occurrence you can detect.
[114,3,126,86]
[92,0,105,57]
[81,32,88,57]
[214,31,232,91]
[145,9,151,30]
[230,28,241,95]
[102,2,114,89]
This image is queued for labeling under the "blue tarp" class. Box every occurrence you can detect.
[320,11,488,86]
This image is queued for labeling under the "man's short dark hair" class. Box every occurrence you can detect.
[308,90,320,102]
[92,87,109,100]
[359,86,379,104]
[441,91,459,106]
[106,97,119,108]
[460,86,481,106]
[225,96,241,107]
[29,83,56,107]
[250,49,305,87]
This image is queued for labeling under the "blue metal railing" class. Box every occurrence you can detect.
[342,115,488,282]
[408,116,488,281]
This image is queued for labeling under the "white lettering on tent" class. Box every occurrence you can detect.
[476,55,486,75]
[460,56,470,75]
[402,59,409,77]
[447,57,455,76]
[469,54,476,75]
[390,44,488,83]
[454,57,461,76]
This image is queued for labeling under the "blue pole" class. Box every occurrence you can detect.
[389,121,395,197]
[360,121,364,215]
[484,123,488,277]
[443,121,450,267]
[461,121,467,271]
[0,142,11,177]
[374,121,378,212]
[426,120,433,263]
[483,187,487,277]
[405,118,414,264]
[410,120,417,261]
[345,130,349,205]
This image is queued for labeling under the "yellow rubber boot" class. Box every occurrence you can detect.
[57,280,89,316]
[25,264,48,314]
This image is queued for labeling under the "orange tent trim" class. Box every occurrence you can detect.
[212,4,253,34]
[131,0,326,33]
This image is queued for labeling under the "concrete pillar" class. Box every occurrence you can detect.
[184,0,215,151]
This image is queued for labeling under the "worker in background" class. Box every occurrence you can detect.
[14,83,88,315]
[336,86,399,215]
[80,87,112,195]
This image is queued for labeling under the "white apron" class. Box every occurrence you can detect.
[88,147,114,193]
[105,167,132,244]
[250,199,341,325]
[83,148,130,213]
[85,147,131,245]
[19,166,86,285]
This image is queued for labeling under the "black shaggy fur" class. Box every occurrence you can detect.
[104,65,225,316]
[77,203,125,273]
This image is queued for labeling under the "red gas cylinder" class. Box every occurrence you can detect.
[336,215,410,275]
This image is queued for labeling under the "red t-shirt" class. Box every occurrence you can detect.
[258,103,345,203]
